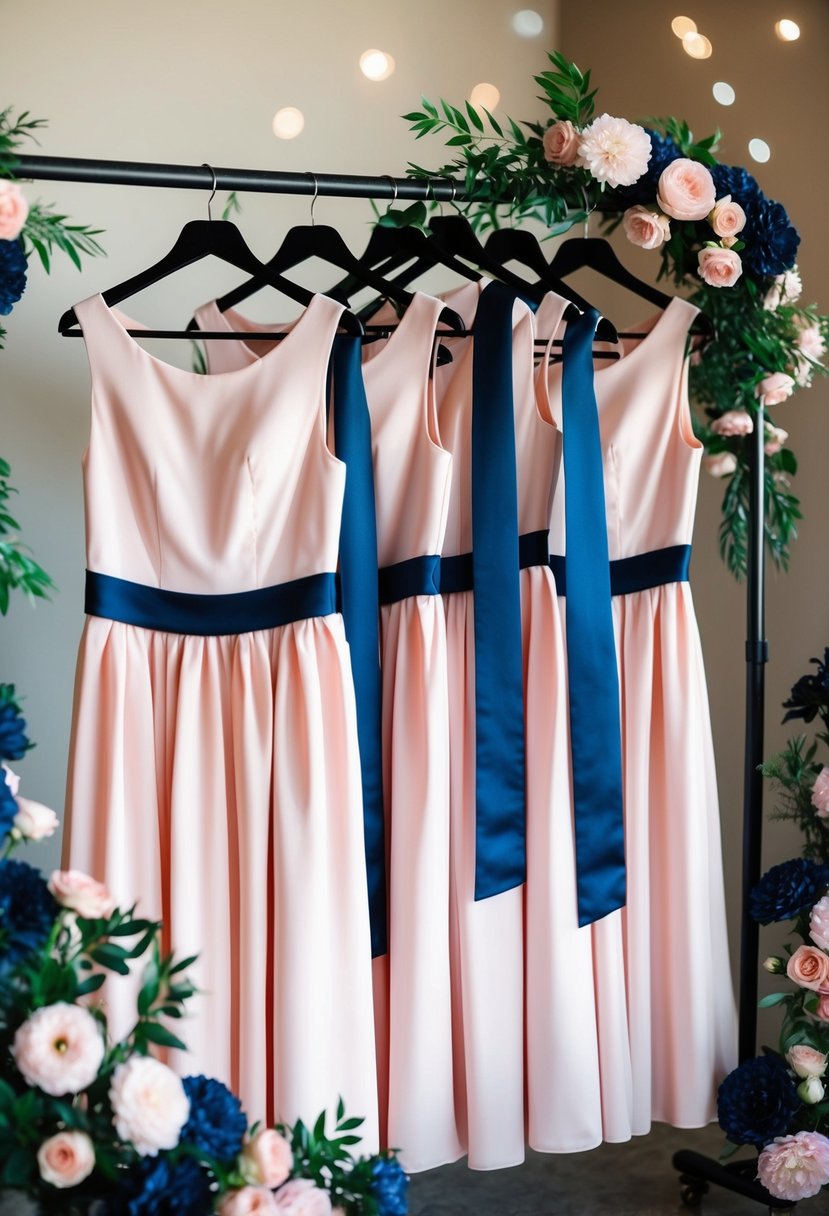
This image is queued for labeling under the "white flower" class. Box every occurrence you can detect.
[109,1057,190,1156]
[798,1075,826,1105]
[12,1003,105,1096]
[764,267,802,311]
[14,797,60,842]
[577,114,652,188]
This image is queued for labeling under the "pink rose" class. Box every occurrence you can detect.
[764,423,788,455]
[758,1131,829,1202]
[577,114,651,187]
[818,991,829,1021]
[2,764,20,796]
[797,322,827,363]
[755,371,795,407]
[622,205,670,250]
[787,1044,828,1079]
[274,1178,332,1216]
[709,195,746,240]
[787,944,829,992]
[657,157,716,221]
[710,410,753,437]
[12,1003,104,1096]
[48,870,116,919]
[542,119,581,166]
[698,246,743,288]
[812,768,829,819]
[219,1187,280,1216]
[0,181,29,240]
[37,1130,96,1189]
[14,796,60,842]
[109,1057,190,1156]
[703,452,737,478]
[239,1128,294,1188]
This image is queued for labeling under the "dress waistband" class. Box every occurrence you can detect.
[85,569,339,636]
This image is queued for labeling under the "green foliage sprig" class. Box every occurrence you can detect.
[0,457,54,615]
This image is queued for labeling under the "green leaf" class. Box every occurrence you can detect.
[139,1020,187,1050]
[465,100,484,132]
[758,992,790,1008]
[481,107,503,137]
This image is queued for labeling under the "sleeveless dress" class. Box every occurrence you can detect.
[62,292,379,1144]
[535,292,737,1136]
[195,293,462,1172]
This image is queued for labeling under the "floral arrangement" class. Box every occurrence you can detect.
[401,51,828,578]
[0,697,407,1214]
[716,648,829,1203]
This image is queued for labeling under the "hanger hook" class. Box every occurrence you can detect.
[307,171,319,227]
[580,184,590,239]
[202,163,218,221]
[382,174,398,218]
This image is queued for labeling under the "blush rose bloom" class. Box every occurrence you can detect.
[698,246,743,288]
[273,1178,333,1215]
[710,410,753,437]
[219,1187,280,1216]
[787,944,829,992]
[577,114,651,187]
[12,1003,104,1096]
[755,371,795,407]
[542,119,581,166]
[37,1130,96,1189]
[812,767,829,819]
[622,205,670,250]
[109,1056,190,1156]
[657,157,716,221]
[764,423,789,456]
[239,1128,294,1188]
[764,267,803,311]
[709,194,746,241]
[703,452,737,478]
[787,1045,828,1079]
[0,181,29,240]
[48,870,116,919]
[14,796,60,842]
[758,1131,829,1202]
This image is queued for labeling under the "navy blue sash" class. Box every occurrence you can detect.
[378,553,441,605]
[549,543,691,598]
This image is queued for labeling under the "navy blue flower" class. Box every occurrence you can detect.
[0,767,17,839]
[371,1156,409,1216]
[614,129,682,206]
[782,649,829,725]
[710,163,766,210]
[180,1074,247,1162]
[718,1055,800,1148]
[0,239,27,316]
[122,1156,212,1216]
[750,858,829,925]
[0,686,30,762]
[0,858,58,973]
[741,195,800,277]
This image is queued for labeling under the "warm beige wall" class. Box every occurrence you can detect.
[559,0,829,1014]
[2,0,559,871]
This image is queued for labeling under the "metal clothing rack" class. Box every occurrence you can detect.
[14,152,772,1209]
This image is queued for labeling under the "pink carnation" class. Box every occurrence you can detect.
[657,158,716,221]
[0,181,29,240]
[698,246,743,288]
[758,1131,829,1202]
[764,423,788,455]
[219,1188,280,1216]
[703,452,737,478]
[37,1130,96,1189]
[622,205,670,250]
[273,1178,332,1215]
[48,870,116,919]
[812,768,829,819]
[710,410,753,437]
[542,120,581,166]
[239,1128,294,1188]
[577,114,651,188]
[755,372,795,407]
[12,1003,104,1096]
[109,1056,190,1156]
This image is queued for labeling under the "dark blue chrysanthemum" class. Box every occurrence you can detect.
[0,767,17,839]
[614,129,683,206]
[718,1055,800,1148]
[372,1156,409,1216]
[0,687,30,762]
[123,1156,211,1216]
[0,239,27,317]
[710,163,766,210]
[782,649,829,725]
[180,1074,247,1162]
[750,858,829,925]
[0,858,58,973]
[741,195,800,277]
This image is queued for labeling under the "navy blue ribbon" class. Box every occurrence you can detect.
[378,553,441,605]
[549,543,691,598]
[561,309,626,926]
[471,282,527,901]
[85,569,338,635]
[329,335,387,958]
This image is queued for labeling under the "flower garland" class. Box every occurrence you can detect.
[716,649,829,1203]
[401,50,828,579]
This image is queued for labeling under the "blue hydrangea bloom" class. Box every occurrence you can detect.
[783,649,829,724]
[0,858,58,974]
[372,1156,409,1216]
[741,195,800,276]
[180,1074,247,1161]
[124,1156,211,1216]
[0,239,27,316]
[710,163,766,210]
[0,768,17,839]
[750,858,829,925]
[0,689,30,762]
[717,1055,800,1148]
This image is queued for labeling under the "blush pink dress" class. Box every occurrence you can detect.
[534,292,737,1140]
[195,292,462,1173]
[62,292,379,1146]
